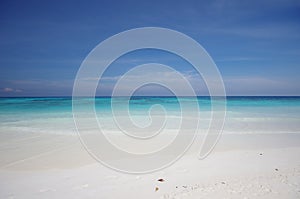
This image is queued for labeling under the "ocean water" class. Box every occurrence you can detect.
[0,97,300,135]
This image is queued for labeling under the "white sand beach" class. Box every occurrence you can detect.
[1,132,300,199]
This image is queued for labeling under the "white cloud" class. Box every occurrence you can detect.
[3,88,14,92]
[95,70,299,96]
[2,87,22,93]
[96,69,208,96]
[223,76,300,95]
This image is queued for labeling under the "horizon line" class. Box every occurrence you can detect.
[1,95,300,98]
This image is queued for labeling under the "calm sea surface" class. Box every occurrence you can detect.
[0,97,299,135]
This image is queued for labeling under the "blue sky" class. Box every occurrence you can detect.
[0,0,300,96]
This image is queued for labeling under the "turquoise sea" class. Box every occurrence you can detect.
[0,97,300,135]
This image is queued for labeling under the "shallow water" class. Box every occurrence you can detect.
[0,97,299,135]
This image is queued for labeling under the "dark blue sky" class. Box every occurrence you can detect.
[0,0,300,96]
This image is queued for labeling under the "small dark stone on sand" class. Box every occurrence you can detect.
[182,186,187,188]
[155,187,159,192]
[260,153,263,155]
[275,168,279,171]
[158,178,165,182]
[221,182,226,184]
[176,186,178,188]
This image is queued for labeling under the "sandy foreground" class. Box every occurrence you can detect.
[0,132,300,199]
